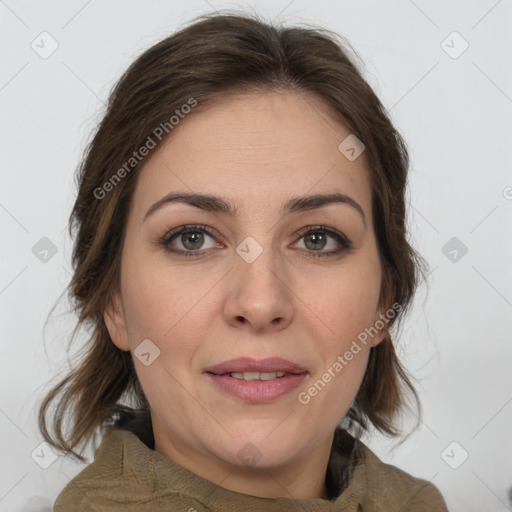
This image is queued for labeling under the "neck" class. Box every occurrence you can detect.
[153,427,335,499]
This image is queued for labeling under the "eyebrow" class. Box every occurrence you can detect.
[143,191,366,225]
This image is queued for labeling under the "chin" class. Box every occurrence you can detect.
[209,421,308,469]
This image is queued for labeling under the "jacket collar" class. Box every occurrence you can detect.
[107,425,370,511]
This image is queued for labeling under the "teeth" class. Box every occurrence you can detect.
[229,371,287,381]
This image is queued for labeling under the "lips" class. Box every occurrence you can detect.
[204,357,307,376]
[204,357,308,402]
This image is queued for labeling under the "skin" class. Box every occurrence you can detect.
[104,90,387,500]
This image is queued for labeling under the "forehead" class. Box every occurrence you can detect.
[131,91,372,220]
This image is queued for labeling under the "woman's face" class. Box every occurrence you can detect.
[105,91,386,480]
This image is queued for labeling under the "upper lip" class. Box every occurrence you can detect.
[204,357,308,375]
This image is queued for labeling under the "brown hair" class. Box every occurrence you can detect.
[38,11,425,462]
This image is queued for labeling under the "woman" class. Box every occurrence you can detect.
[40,12,448,511]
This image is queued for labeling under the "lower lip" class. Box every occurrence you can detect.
[205,373,307,402]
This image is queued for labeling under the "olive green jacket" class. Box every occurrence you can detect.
[54,427,448,511]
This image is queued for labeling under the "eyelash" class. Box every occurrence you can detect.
[159,224,352,259]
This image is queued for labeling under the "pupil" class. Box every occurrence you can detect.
[306,232,326,250]
[183,231,203,250]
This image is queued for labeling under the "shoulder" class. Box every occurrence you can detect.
[52,428,209,511]
[353,439,448,512]
[52,429,128,511]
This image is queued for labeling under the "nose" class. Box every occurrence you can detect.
[222,240,295,333]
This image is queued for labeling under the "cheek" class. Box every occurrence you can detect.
[120,258,219,370]
[120,251,191,338]
[307,264,381,348]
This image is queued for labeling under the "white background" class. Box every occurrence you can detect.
[1,1,511,511]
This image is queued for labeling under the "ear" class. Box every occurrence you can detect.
[369,309,388,348]
[369,299,392,348]
[104,290,130,351]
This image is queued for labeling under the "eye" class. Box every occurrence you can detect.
[160,224,220,256]
[293,226,352,257]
